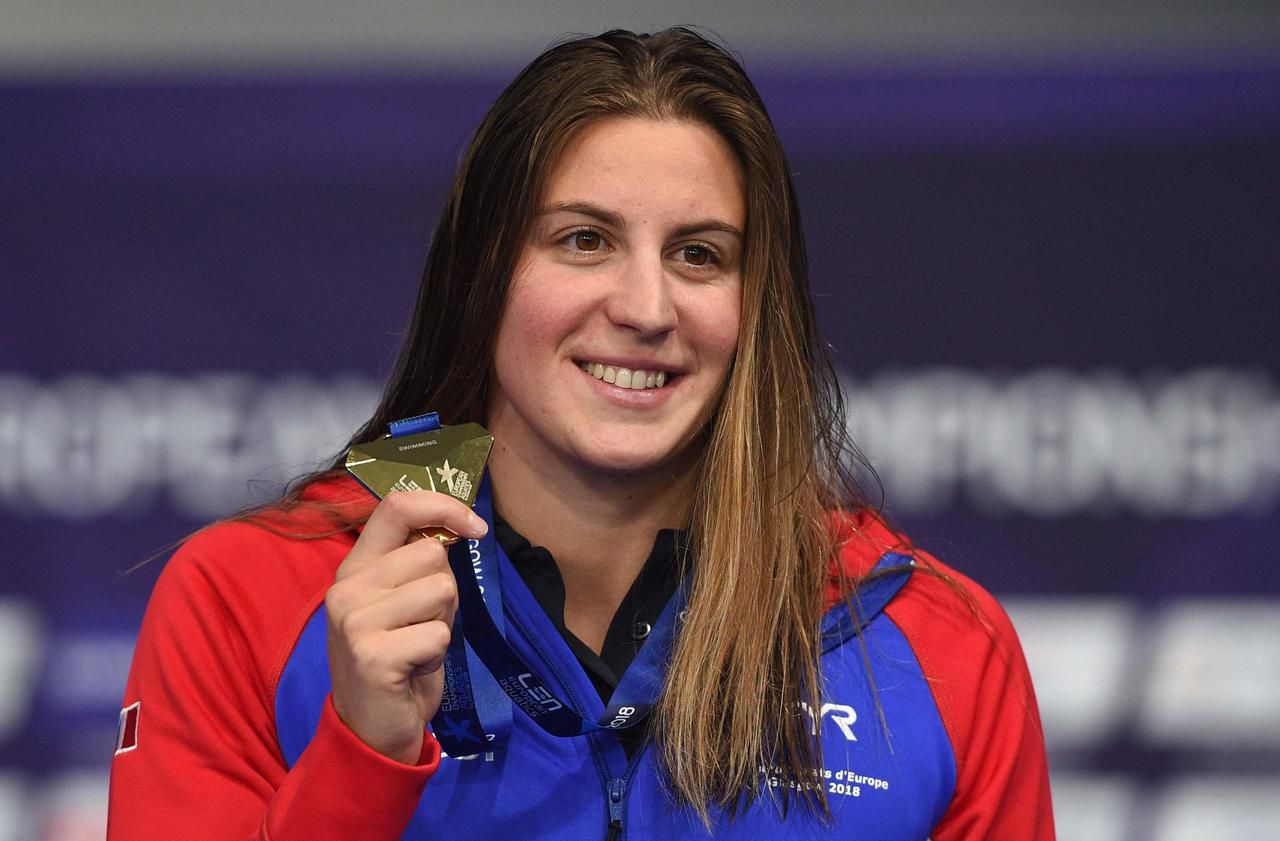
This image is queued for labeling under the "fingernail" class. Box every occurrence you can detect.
[470,512,488,535]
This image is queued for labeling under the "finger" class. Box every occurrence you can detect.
[339,537,451,589]
[349,490,488,564]
[374,620,455,680]
[344,571,459,634]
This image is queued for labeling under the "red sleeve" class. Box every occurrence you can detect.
[106,517,438,841]
[829,512,1054,841]
[887,559,1055,841]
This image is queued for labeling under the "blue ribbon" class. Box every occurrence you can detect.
[429,476,684,753]
[428,480,513,756]
[388,412,440,437]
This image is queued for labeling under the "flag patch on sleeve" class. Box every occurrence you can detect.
[116,701,140,755]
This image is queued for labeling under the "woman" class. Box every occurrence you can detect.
[108,28,1053,840]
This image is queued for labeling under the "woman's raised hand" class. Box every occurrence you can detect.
[325,490,488,764]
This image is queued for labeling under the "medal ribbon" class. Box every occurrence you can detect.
[427,479,513,756]
[429,476,685,754]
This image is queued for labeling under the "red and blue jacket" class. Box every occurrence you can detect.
[107,477,1054,840]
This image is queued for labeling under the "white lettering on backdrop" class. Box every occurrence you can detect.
[0,368,1275,519]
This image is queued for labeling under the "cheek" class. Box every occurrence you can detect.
[494,271,586,374]
[695,288,743,368]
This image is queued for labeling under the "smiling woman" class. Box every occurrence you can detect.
[492,118,742,484]
[107,27,1054,841]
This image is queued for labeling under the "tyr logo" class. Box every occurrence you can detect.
[800,701,858,741]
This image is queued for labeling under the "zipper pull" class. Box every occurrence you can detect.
[605,778,627,840]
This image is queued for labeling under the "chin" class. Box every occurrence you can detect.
[572,438,689,477]
[579,451,673,476]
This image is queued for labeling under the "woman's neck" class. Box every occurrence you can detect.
[486,436,693,652]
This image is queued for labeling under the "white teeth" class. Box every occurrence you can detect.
[579,361,671,390]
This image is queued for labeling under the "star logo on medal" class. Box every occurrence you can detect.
[436,459,473,500]
[436,460,459,494]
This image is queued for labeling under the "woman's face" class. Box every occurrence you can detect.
[488,117,745,480]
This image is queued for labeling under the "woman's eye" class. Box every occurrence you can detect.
[572,231,602,252]
[679,245,715,267]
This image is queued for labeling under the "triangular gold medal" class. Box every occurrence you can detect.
[345,421,494,543]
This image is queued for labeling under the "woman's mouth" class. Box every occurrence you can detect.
[577,360,676,390]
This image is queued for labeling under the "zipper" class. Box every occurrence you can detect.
[604,737,651,840]
[502,578,661,841]
[505,607,621,837]
[605,777,626,841]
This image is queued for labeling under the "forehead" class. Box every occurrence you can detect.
[541,117,746,226]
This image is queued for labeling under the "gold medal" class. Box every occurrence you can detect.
[345,418,494,545]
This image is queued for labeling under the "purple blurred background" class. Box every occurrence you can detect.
[3,5,1279,838]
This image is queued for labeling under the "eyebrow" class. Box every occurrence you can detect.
[539,201,744,241]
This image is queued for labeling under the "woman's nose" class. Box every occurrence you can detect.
[604,251,678,337]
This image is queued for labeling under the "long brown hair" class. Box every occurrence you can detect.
[297,27,879,821]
